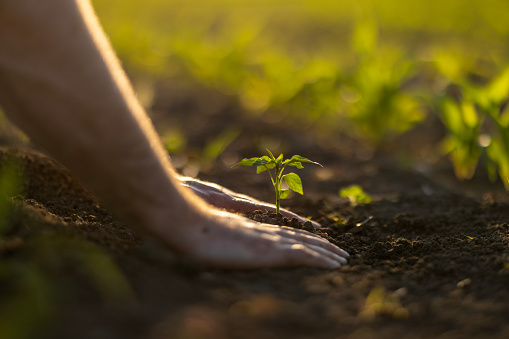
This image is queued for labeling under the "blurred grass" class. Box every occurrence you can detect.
[91,0,509,84]
[2,0,509,181]
[92,0,509,145]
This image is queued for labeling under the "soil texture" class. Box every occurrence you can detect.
[2,130,509,339]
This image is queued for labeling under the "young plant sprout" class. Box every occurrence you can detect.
[232,149,322,214]
[339,185,372,206]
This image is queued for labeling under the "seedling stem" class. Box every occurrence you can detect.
[232,149,322,214]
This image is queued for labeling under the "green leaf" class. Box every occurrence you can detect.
[339,185,372,206]
[256,162,275,173]
[202,127,240,162]
[461,101,479,128]
[232,157,261,167]
[280,189,290,199]
[283,173,303,195]
[284,155,322,167]
[276,153,283,165]
[256,166,267,174]
[266,149,276,161]
[286,161,304,169]
[232,157,270,168]
[486,66,509,107]
[253,158,271,166]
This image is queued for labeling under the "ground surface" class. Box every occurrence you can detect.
[2,126,509,339]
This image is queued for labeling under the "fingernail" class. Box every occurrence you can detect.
[330,261,342,269]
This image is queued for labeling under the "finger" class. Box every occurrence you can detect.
[224,212,349,259]
[277,230,350,259]
[303,243,349,265]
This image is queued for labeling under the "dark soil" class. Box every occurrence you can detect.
[2,113,509,338]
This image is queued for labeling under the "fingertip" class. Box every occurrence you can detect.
[325,259,342,269]
[326,244,350,259]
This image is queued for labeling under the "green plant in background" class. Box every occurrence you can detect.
[465,66,509,187]
[438,96,483,180]
[339,185,372,206]
[342,19,425,145]
[201,127,241,171]
[438,65,509,187]
[232,149,322,213]
[91,0,428,148]
[88,0,509,187]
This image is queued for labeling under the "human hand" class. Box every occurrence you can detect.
[161,209,348,269]
[178,176,321,228]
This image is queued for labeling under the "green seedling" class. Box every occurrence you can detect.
[339,185,372,206]
[437,65,509,188]
[232,149,322,214]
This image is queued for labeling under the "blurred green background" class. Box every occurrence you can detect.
[89,0,509,185]
[1,0,509,183]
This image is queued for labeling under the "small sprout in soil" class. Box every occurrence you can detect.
[339,185,372,206]
[332,216,345,227]
[232,149,322,214]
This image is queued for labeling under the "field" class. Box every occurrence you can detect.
[2,0,509,338]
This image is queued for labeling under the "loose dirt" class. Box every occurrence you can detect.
[2,133,509,339]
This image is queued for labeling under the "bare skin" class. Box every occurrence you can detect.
[0,0,348,269]
[178,176,321,228]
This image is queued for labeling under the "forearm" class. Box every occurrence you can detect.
[0,0,204,232]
